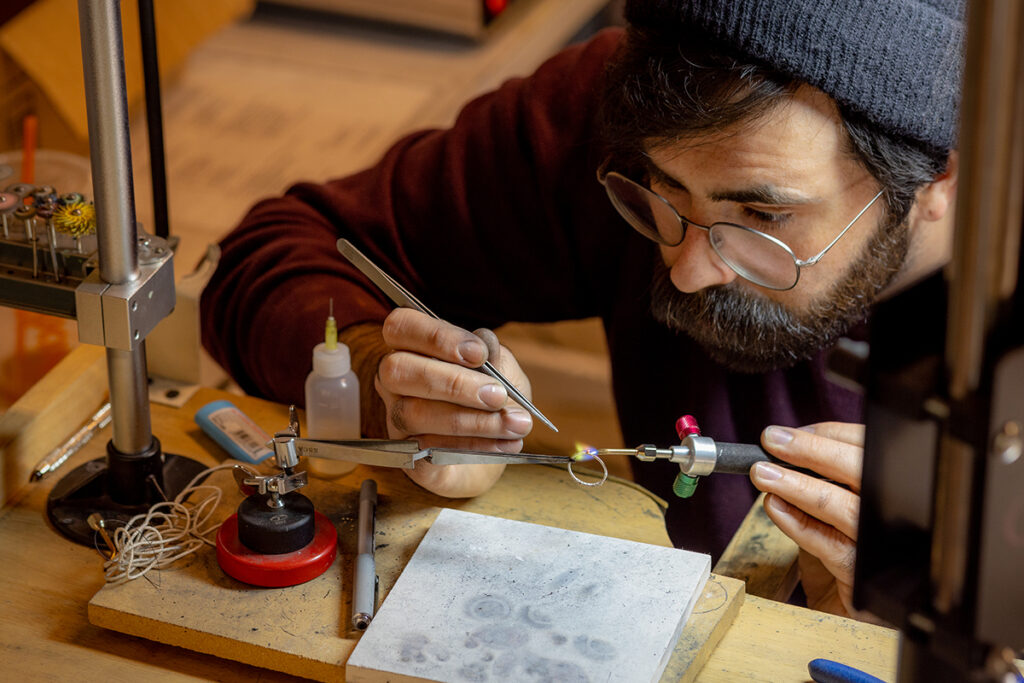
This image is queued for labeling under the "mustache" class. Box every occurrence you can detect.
[649,272,814,370]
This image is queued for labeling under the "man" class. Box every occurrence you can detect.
[201,0,964,619]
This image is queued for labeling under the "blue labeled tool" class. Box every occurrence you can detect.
[194,400,274,464]
[808,659,886,683]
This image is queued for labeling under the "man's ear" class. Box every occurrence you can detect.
[914,150,959,222]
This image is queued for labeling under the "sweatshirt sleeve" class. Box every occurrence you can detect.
[200,28,627,407]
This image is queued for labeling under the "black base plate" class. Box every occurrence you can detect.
[45,453,208,548]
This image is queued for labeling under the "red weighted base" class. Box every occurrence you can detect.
[216,511,337,587]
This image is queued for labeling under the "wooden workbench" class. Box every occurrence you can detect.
[0,347,900,681]
[0,2,921,678]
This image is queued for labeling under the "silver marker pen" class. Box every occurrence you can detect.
[352,479,378,630]
[30,402,112,482]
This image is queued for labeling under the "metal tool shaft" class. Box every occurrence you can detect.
[79,0,152,454]
[337,238,558,432]
[46,222,61,282]
[292,436,570,468]
[425,447,571,466]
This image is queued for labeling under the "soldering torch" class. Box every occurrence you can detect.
[578,415,816,498]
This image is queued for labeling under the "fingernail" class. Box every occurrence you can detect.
[753,462,783,481]
[496,439,524,454]
[766,494,790,514]
[504,408,532,435]
[799,425,816,434]
[765,426,794,446]
[478,383,507,409]
[457,339,485,365]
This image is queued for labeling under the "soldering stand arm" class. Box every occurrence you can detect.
[78,0,151,454]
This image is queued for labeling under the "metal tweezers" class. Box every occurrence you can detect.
[286,437,572,469]
[337,238,558,432]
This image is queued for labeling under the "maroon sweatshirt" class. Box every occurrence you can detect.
[201,29,863,560]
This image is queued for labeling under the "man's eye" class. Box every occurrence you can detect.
[743,207,791,226]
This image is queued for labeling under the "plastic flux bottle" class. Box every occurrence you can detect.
[304,301,360,478]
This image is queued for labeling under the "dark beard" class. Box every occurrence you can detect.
[649,215,910,373]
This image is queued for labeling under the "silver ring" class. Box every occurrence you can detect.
[567,453,608,487]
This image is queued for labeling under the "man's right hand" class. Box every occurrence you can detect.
[374,308,534,497]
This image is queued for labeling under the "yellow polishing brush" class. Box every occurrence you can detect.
[52,201,96,238]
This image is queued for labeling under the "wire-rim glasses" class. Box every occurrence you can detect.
[597,165,885,291]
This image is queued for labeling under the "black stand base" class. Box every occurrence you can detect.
[45,436,207,548]
[237,492,316,554]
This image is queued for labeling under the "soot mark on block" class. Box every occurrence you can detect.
[573,635,616,661]
[520,605,553,628]
[471,624,529,650]
[465,594,512,621]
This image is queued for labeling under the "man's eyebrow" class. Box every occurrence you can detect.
[708,185,816,206]
[644,155,819,206]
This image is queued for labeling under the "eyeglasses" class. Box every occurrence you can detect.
[597,165,885,291]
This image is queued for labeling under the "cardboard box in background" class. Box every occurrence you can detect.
[0,48,84,156]
[267,0,512,40]
[0,0,253,412]
[0,0,254,156]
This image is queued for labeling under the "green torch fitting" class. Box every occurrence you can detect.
[672,472,699,498]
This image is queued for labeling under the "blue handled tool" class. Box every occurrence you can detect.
[808,658,886,683]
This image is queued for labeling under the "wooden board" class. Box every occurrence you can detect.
[89,551,740,682]
[87,390,743,681]
[345,508,713,682]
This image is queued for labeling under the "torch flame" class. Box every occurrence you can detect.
[571,442,598,461]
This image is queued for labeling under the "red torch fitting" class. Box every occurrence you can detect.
[676,415,701,439]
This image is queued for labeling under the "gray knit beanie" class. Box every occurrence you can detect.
[624,0,966,153]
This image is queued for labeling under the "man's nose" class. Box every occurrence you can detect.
[661,225,739,293]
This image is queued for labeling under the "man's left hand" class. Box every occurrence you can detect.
[749,421,869,618]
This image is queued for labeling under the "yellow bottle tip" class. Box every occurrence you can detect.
[325,298,338,350]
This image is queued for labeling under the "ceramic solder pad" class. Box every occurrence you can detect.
[87,474,743,682]
[346,508,711,683]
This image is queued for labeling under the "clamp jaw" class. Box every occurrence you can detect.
[228,407,319,555]
[233,407,309,510]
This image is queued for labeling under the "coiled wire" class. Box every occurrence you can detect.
[98,464,236,585]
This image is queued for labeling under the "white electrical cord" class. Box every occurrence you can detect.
[98,463,236,585]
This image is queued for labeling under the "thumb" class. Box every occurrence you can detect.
[472,328,501,367]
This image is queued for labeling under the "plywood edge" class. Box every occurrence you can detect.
[87,597,348,682]
[346,662,445,683]
[665,573,745,683]
[0,345,107,507]
[713,493,800,601]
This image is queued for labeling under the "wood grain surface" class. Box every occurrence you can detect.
[86,388,741,682]
[1,372,901,682]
